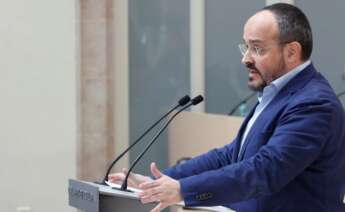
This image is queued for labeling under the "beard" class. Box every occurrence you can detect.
[246,63,267,92]
[246,55,287,92]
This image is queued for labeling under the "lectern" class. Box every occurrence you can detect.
[69,112,242,212]
[68,179,235,212]
[68,179,155,212]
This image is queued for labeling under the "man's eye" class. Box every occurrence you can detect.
[254,46,264,54]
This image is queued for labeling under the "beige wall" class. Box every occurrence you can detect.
[0,1,76,211]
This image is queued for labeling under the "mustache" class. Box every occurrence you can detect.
[246,63,257,71]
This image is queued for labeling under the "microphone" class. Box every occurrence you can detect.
[228,92,256,116]
[120,95,204,191]
[100,95,191,184]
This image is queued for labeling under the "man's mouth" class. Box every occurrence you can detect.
[249,69,260,76]
[248,69,261,81]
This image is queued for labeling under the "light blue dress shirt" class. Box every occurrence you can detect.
[239,60,311,154]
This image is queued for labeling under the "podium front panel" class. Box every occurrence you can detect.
[100,194,155,211]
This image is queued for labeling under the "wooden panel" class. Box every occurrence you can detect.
[168,111,243,165]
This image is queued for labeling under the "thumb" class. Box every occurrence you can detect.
[150,162,163,179]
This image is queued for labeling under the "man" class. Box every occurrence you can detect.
[109,3,345,212]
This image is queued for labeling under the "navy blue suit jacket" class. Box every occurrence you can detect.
[164,64,345,211]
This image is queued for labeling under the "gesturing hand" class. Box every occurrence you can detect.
[139,162,182,212]
[108,168,153,189]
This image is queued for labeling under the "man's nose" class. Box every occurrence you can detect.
[241,51,254,65]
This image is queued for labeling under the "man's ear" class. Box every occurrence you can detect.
[284,41,302,63]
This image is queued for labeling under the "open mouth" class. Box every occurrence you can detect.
[248,69,262,82]
[249,69,260,76]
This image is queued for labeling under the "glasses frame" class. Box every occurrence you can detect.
[238,41,289,57]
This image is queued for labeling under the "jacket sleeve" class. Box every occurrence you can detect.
[163,139,237,179]
[179,98,336,206]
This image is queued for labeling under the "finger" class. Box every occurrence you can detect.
[122,168,141,185]
[140,192,164,204]
[141,197,152,204]
[140,195,158,204]
[143,193,165,202]
[151,202,167,212]
[139,187,162,199]
[150,162,163,179]
[107,173,125,182]
[126,178,136,187]
[139,180,160,189]
[121,168,137,186]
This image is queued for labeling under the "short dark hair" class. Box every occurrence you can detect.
[262,3,313,61]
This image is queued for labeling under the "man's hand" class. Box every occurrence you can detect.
[108,168,153,189]
[139,162,182,212]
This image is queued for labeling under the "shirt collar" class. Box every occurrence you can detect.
[271,60,311,91]
[257,60,311,103]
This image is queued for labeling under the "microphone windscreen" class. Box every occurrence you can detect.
[178,95,191,106]
[191,95,204,105]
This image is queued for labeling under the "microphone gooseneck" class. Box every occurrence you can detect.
[101,95,191,184]
[228,92,256,115]
[120,95,204,191]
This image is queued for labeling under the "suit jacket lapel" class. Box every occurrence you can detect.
[236,63,317,161]
[231,101,259,163]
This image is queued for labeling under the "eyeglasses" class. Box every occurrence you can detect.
[238,43,268,57]
[238,42,286,57]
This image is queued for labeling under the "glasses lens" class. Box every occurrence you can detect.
[238,43,247,56]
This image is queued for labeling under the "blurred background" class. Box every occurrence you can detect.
[0,0,344,211]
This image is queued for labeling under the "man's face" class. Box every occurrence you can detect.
[241,11,288,91]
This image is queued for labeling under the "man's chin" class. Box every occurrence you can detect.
[248,81,265,92]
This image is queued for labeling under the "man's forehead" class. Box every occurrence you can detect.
[248,10,275,22]
[243,10,279,42]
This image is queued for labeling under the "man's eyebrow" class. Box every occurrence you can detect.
[243,39,263,44]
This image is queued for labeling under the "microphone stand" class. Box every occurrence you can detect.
[120,103,192,191]
[228,92,256,115]
[120,95,203,191]
[99,95,190,185]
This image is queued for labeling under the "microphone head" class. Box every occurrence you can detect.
[191,95,204,105]
[178,95,191,106]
